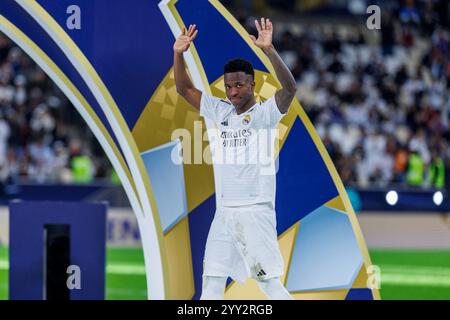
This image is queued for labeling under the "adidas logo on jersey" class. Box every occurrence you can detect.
[256,268,267,280]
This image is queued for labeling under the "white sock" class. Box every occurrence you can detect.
[200,276,227,300]
[257,278,293,300]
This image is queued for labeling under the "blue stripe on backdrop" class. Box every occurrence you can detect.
[359,189,450,212]
[36,0,175,129]
[345,288,374,300]
[175,0,267,84]
[276,119,339,235]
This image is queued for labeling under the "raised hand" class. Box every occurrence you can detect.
[173,24,198,54]
[249,18,273,51]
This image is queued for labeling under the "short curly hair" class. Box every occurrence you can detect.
[224,58,254,79]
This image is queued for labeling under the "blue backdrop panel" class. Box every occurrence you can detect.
[9,201,106,300]
[36,0,176,129]
[141,140,187,233]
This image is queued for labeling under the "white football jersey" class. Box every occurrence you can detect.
[200,92,286,207]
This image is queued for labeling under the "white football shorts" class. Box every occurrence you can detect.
[202,202,284,283]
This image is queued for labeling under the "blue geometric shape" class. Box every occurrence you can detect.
[275,119,338,236]
[286,206,363,292]
[141,140,187,233]
[346,288,374,300]
[36,0,176,129]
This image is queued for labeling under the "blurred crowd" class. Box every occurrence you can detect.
[0,33,113,190]
[1,0,450,193]
[235,0,450,191]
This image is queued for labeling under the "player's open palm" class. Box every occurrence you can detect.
[173,24,198,53]
[250,18,273,50]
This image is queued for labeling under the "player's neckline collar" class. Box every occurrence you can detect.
[232,102,259,116]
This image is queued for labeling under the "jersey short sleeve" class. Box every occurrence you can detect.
[200,92,232,122]
[261,96,286,127]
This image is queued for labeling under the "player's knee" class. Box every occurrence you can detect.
[256,277,293,300]
[200,276,227,300]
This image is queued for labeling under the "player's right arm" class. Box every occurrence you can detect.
[173,24,201,110]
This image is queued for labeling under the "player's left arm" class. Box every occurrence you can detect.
[250,18,297,114]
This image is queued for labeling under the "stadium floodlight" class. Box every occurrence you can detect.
[386,190,398,206]
[433,191,443,206]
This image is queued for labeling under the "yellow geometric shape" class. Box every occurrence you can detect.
[153,87,166,104]
[160,104,175,120]
[259,81,277,99]
[214,77,225,91]
[210,79,226,98]
[132,68,215,212]
[163,217,195,299]
[352,265,369,288]
[224,279,268,300]
[167,85,179,105]
[183,109,201,130]
[223,222,300,299]
[276,122,289,143]
[291,289,349,300]
[280,222,300,286]
[325,196,346,213]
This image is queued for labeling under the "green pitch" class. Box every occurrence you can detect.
[369,249,450,300]
[1,246,450,300]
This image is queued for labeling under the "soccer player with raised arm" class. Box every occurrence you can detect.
[173,18,297,300]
